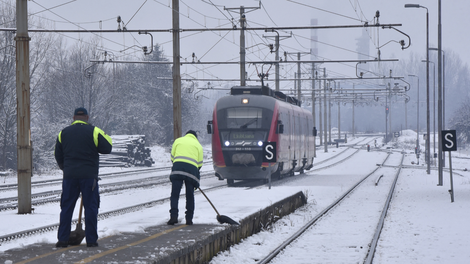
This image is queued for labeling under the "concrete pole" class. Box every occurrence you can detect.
[318,72,323,146]
[16,0,32,214]
[437,0,443,184]
[425,9,431,174]
[275,34,279,92]
[240,7,246,86]
[352,84,355,137]
[172,0,182,139]
[442,52,446,167]
[405,99,408,129]
[297,52,301,103]
[328,82,332,143]
[389,83,392,140]
[312,63,316,157]
[338,82,341,139]
[385,86,388,141]
[323,68,328,152]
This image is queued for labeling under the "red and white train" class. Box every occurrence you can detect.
[207,86,316,185]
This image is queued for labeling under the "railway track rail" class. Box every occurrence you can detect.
[0,178,251,244]
[0,161,213,193]
[0,170,217,211]
[257,152,404,264]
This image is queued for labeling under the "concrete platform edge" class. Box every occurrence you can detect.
[164,191,308,264]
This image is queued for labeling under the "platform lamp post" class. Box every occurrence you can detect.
[422,59,435,163]
[405,4,430,174]
[408,74,419,163]
[430,47,445,180]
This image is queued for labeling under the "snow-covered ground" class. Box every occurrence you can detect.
[1,130,469,263]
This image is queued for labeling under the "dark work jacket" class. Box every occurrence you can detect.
[55,120,112,179]
[170,161,200,188]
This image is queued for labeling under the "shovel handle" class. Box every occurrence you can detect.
[78,196,84,223]
[198,187,220,216]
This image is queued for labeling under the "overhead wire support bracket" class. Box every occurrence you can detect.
[382,26,411,50]
[138,31,153,55]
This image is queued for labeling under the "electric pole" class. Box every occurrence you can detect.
[16,0,32,214]
[323,68,328,152]
[263,30,291,91]
[172,0,182,139]
[225,4,260,86]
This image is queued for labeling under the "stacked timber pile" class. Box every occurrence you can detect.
[100,135,155,167]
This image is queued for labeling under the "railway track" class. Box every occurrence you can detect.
[0,161,213,193]
[257,151,404,264]
[0,170,218,211]
[0,166,266,245]
[0,178,248,244]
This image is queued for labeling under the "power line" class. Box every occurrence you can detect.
[125,0,149,28]
[260,1,278,26]
[286,0,363,22]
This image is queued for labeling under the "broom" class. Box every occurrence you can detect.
[68,197,85,245]
[198,187,239,225]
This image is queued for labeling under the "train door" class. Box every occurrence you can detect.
[304,116,308,161]
[288,110,292,167]
[296,113,303,167]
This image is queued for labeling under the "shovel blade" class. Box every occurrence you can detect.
[217,215,239,225]
[68,223,85,246]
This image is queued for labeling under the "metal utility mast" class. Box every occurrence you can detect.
[225,4,260,86]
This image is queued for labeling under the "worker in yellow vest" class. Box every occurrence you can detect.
[167,130,203,225]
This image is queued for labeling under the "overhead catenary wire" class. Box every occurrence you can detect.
[286,0,364,22]
[18,0,403,93]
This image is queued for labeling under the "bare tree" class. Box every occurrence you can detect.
[0,1,56,171]
[449,97,470,145]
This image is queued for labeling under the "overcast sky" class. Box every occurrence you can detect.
[24,0,469,90]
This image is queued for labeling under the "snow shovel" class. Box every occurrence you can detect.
[68,197,85,245]
[198,187,239,225]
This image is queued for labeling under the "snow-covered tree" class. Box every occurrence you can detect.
[449,97,470,145]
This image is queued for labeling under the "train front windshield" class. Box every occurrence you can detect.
[217,107,272,147]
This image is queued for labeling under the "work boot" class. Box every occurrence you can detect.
[167,217,178,225]
[186,219,193,225]
[87,243,99,247]
[55,241,68,248]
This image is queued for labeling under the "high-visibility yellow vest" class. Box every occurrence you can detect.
[171,133,203,168]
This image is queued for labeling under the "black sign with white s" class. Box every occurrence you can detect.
[441,130,457,151]
[262,142,276,162]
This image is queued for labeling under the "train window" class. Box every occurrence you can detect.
[226,108,263,129]
[220,130,267,146]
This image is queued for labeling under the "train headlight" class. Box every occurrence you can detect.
[257,141,263,146]
[242,98,249,104]
[224,141,230,146]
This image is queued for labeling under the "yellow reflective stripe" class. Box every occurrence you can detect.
[72,120,88,125]
[58,131,62,143]
[172,155,203,165]
[93,127,112,147]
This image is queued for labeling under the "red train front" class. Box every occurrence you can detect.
[207,86,315,185]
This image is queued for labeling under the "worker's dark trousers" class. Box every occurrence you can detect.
[58,178,100,244]
[169,179,195,221]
